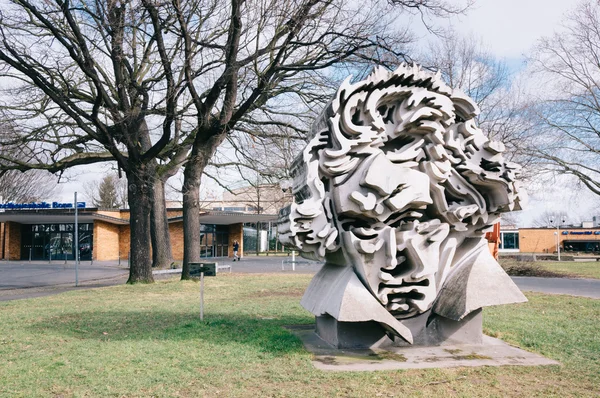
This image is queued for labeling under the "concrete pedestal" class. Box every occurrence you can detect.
[315,309,483,349]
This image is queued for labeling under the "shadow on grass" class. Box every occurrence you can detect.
[29,309,312,356]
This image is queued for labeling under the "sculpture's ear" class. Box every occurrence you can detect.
[432,240,527,321]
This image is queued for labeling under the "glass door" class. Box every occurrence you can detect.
[32,232,45,259]
[61,232,74,260]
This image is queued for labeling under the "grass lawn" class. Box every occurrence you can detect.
[500,259,600,279]
[0,273,599,397]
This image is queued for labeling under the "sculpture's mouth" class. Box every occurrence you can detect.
[378,275,436,317]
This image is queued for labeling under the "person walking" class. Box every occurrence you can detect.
[233,240,240,261]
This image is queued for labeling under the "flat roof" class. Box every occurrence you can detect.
[0,210,129,225]
[0,209,278,226]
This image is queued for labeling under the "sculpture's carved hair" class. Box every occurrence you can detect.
[278,64,524,261]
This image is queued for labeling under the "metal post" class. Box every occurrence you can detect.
[29,248,31,263]
[200,271,205,321]
[75,192,79,287]
[292,250,296,271]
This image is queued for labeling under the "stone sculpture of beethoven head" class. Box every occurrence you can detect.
[278,64,525,340]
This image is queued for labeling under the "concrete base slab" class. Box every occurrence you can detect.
[287,325,560,371]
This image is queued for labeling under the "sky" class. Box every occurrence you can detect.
[52,0,596,226]
[446,0,597,225]
[444,0,573,58]
[426,0,598,226]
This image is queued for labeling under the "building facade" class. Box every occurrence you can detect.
[0,207,276,261]
[518,227,600,254]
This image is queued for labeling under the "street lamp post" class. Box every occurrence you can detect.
[550,216,567,261]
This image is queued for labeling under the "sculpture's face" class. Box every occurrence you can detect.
[329,149,443,318]
[278,64,523,321]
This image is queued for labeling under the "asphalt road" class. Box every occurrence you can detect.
[0,260,128,290]
[511,276,600,299]
[1,257,599,301]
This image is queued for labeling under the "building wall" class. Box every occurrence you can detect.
[0,222,4,259]
[519,228,600,253]
[4,222,21,260]
[93,221,121,261]
[169,221,184,261]
[167,209,183,218]
[119,225,131,260]
[229,223,243,257]
[96,210,124,219]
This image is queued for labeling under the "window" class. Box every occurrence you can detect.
[500,232,519,250]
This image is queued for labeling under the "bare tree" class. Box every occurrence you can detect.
[176,0,435,279]
[527,1,600,197]
[0,0,465,281]
[0,121,57,202]
[0,0,199,281]
[0,169,57,203]
[419,32,534,169]
[530,210,574,228]
[84,173,128,209]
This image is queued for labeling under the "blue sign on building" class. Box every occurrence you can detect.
[0,201,86,209]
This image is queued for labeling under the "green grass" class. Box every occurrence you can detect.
[0,274,599,397]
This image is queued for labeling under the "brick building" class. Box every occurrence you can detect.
[518,227,600,254]
[208,183,292,214]
[0,207,276,261]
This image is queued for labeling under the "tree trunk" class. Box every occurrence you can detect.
[182,155,202,280]
[150,179,173,268]
[181,131,227,280]
[127,165,154,283]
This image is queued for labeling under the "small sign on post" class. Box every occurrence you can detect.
[189,262,217,320]
[189,262,217,277]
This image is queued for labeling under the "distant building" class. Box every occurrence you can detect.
[208,184,292,214]
[500,220,600,254]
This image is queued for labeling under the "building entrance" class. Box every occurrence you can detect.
[199,224,229,258]
[21,223,93,261]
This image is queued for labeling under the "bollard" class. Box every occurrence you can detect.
[49,251,52,264]
[118,252,121,266]
[29,248,32,263]
[65,252,67,264]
